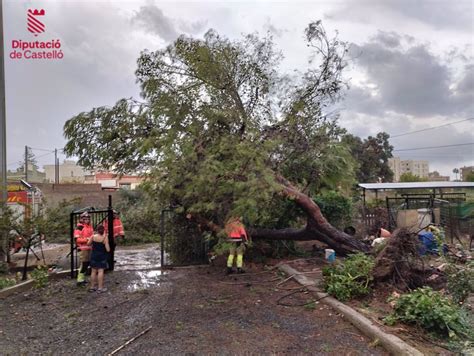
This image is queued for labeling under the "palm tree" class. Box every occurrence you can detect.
[452,168,459,181]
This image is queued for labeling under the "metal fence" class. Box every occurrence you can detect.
[160,209,208,267]
[69,197,114,279]
[376,194,473,248]
[384,195,464,231]
[439,201,474,246]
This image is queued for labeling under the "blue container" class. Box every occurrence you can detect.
[418,231,440,255]
[325,249,336,262]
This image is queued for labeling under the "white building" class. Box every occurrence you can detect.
[389,157,429,182]
[43,160,91,183]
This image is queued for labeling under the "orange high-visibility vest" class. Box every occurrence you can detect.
[75,223,93,251]
[104,218,124,238]
[73,223,83,239]
[226,221,248,242]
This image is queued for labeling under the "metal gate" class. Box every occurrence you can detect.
[160,208,208,267]
[69,196,115,278]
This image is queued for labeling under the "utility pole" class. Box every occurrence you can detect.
[0,0,8,264]
[54,148,58,183]
[24,145,28,181]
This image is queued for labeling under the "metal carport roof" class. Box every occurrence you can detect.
[358,182,474,190]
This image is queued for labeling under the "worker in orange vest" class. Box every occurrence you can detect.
[225,216,249,275]
[74,212,94,285]
[103,211,124,271]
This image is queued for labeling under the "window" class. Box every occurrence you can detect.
[119,183,131,190]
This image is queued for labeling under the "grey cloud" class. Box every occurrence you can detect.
[340,85,384,117]
[327,0,473,31]
[382,0,473,31]
[391,121,474,169]
[349,33,473,117]
[132,3,207,41]
[263,18,287,38]
[456,65,474,93]
[340,29,474,173]
[132,4,179,42]
[372,31,400,48]
[178,19,208,34]
[5,1,143,167]
[339,111,474,174]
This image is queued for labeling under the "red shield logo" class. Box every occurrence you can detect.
[27,9,45,36]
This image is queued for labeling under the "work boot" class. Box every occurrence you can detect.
[225,267,234,275]
[76,272,86,286]
[237,268,245,274]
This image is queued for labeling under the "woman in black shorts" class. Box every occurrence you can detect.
[87,225,110,293]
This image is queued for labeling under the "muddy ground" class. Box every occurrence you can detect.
[0,245,388,355]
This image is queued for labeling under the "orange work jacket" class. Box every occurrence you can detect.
[75,223,94,251]
[226,221,248,242]
[103,218,124,239]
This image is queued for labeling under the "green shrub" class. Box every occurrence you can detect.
[30,265,49,289]
[115,188,162,244]
[385,287,472,339]
[314,191,353,230]
[0,277,16,289]
[322,253,375,301]
[446,262,474,304]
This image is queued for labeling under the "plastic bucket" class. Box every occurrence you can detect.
[325,249,336,262]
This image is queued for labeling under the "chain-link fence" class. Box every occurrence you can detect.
[160,210,208,267]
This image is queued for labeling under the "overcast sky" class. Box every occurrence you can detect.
[4,0,474,178]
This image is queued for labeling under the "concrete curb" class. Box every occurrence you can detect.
[278,264,423,356]
[0,269,75,299]
[0,279,35,298]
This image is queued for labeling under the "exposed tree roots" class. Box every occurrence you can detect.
[373,228,445,290]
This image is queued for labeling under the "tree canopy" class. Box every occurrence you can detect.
[465,172,474,182]
[64,22,369,254]
[342,132,393,183]
[399,172,427,182]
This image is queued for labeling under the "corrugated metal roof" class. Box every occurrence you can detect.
[358,182,474,190]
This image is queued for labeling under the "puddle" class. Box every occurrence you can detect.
[114,247,162,271]
[127,269,167,292]
[112,246,168,291]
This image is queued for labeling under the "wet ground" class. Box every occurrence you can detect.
[0,245,388,355]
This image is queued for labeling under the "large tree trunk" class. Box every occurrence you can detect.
[188,177,370,255]
[249,176,370,255]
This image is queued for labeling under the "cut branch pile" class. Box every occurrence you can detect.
[373,228,432,290]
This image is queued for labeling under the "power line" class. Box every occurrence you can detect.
[7,159,22,167]
[28,146,55,153]
[34,151,55,160]
[391,118,474,138]
[393,142,474,152]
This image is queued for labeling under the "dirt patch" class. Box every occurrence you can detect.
[0,257,386,355]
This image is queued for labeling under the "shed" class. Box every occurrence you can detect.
[358,182,474,246]
[359,182,474,206]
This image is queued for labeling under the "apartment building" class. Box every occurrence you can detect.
[460,166,474,181]
[43,160,91,183]
[389,157,430,182]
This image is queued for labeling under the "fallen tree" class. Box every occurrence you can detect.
[64,22,375,254]
[250,177,369,254]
